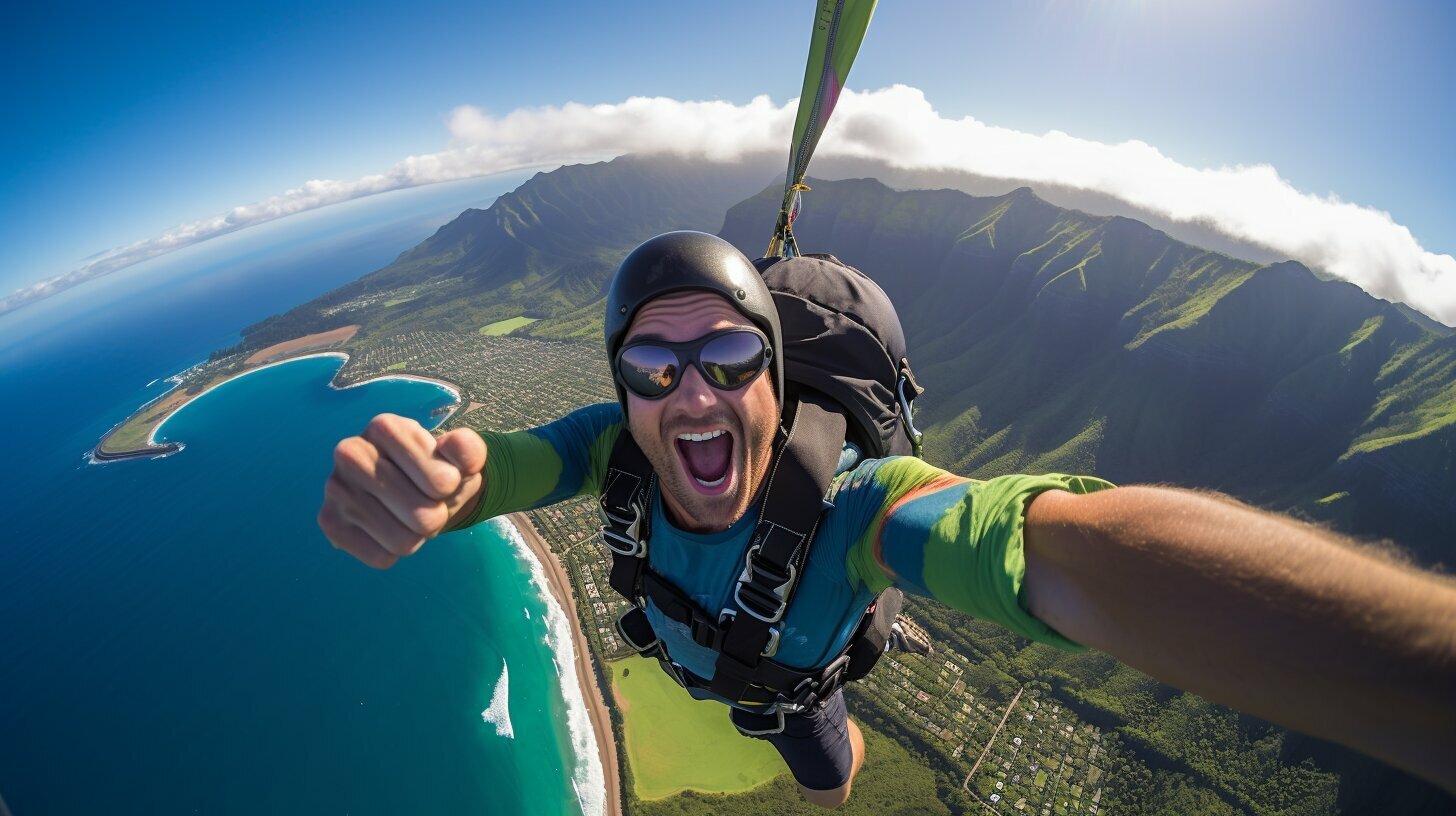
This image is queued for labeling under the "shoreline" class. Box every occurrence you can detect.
[92,351,464,461]
[89,340,614,810]
[505,512,623,816]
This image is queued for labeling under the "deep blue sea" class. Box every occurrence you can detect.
[0,174,602,815]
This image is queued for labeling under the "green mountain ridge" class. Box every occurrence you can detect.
[220,155,776,350]
[714,176,1454,567]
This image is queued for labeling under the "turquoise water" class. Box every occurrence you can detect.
[0,176,597,815]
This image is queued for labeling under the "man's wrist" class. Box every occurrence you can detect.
[444,479,486,533]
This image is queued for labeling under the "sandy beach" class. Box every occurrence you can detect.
[506,512,623,816]
[244,324,359,365]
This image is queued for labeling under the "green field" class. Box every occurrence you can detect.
[478,315,539,336]
[610,658,784,800]
[100,413,158,453]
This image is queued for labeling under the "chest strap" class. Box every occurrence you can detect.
[614,586,904,710]
[601,432,654,605]
[710,393,845,702]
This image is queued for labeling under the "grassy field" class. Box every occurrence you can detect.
[99,411,162,452]
[609,657,784,800]
[478,315,539,336]
[633,722,952,816]
[96,383,200,454]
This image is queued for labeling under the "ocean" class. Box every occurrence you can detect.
[0,174,601,815]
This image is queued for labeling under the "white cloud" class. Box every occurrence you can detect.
[7,85,1453,324]
[821,88,1456,325]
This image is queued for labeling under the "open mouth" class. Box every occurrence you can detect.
[675,428,735,494]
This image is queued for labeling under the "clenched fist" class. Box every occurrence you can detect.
[318,413,487,569]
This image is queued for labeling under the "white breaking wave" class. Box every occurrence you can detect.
[524,607,531,620]
[493,518,606,816]
[480,659,514,739]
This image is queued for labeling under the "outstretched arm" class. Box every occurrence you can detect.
[321,403,623,568]
[1023,486,1456,793]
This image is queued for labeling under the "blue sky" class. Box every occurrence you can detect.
[3,0,1452,306]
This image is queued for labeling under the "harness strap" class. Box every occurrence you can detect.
[602,431,655,604]
[730,706,788,737]
[619,584,902,708]
[686,650,855,709]
[709,392,846,702]
[641,571,727,650]
[600,394,895,709]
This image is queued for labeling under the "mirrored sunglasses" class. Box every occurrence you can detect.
[615,328,773,400]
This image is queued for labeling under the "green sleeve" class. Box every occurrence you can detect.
[840,457,1115,651]
[448,402,623,530]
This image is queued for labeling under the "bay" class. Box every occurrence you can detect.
[0,174,595,815]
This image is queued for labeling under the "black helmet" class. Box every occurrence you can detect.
[605,231,784,407]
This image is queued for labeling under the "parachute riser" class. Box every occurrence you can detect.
[766,182,810,259]
[765,0,876,258]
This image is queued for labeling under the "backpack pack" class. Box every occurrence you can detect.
[600,253,925,716]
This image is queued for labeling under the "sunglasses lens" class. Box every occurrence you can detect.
[700,331,768,388]
[618,344,680,397]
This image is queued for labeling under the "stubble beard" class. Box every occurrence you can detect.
[631,409,775,533]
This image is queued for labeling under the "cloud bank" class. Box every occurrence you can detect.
[7,85,1453,324]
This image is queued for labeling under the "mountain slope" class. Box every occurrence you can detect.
[716,178,1455,567]
[222,154,776,351]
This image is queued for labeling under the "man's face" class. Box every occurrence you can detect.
[620,291,778,533]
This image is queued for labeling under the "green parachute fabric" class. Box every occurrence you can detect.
[766,0,878,258]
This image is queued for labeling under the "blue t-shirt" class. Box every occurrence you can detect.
[456,403,1115,709]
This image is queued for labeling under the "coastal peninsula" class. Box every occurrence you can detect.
[94,326,363,459]
[92,325,462,460]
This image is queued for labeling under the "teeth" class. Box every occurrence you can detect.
[695,474,727,488]
[677,429,726,442]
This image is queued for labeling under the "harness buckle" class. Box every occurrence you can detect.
[661,660,691,690]
[614,607,661,656]
[688,614,721,650]
[718,608,781,657]
[600,525,644,557]
[599,469,649,558]
[820,653,850,690]
[599,500,646,558]
[730,706,787,737]
[789,676,818,709]
[897,374,924,451]
[734,544,795,623]
[789,654,851,709]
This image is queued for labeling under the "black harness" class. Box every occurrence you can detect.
[601,390,902,713]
